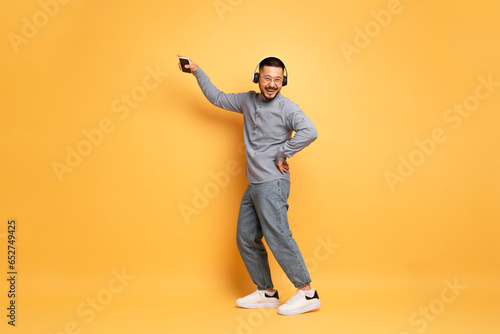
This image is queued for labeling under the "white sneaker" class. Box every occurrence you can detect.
[277,289,321,315]
[235,290,280,309]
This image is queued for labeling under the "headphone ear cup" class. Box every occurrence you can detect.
[283,76,288,86]
[253,73,259,83]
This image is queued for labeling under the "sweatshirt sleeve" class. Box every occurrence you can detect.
[275,105,318,163]
[193,67,243,114]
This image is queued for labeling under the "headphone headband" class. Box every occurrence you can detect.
[252,56,288,86]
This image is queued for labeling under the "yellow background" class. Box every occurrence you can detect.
[1,0,499,333]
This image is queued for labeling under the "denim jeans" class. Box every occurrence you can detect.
[236,179,311,290]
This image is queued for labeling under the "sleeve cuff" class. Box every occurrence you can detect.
[275,150,287,164]
[193,67,202,77]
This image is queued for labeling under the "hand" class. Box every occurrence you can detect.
[276,160,290,174]
[177,54,198,73]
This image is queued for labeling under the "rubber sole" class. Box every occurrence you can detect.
[235,301,280,309]
[277,300,321,316]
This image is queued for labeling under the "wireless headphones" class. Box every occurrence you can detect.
[252,56,288,86]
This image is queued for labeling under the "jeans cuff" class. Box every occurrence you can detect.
[293,280,312,288]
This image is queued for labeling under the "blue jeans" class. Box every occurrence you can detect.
[236,179,311,290]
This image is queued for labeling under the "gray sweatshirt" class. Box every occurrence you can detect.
[193,67,318,184]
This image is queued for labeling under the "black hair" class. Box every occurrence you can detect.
[259,57,285,72]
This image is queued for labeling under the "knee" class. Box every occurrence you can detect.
[236,231,261,252]
[236,233,253,251]
[236,232,249,250]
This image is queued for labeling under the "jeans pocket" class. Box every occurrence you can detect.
[278,179,290,203]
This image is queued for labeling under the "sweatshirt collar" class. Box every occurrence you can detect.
[258,92,282,103]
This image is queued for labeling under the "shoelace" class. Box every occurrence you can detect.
[284,291,305,306]
[243,290,265,300]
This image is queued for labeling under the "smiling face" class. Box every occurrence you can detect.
[258,66,284,101]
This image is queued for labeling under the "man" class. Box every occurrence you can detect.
[178,55,320,315]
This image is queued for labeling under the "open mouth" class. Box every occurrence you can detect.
[265,88,276,94]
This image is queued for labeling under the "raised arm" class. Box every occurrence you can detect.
[177,55,243,113]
